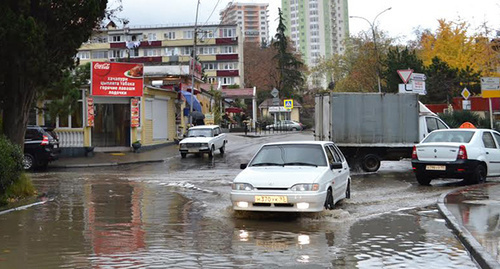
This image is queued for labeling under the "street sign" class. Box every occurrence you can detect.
[272,97,280,105]
[461,88,470,100]
[411,73,426,81]
[397,69,413,84]
[271,88,279,98]
[481,77,500,98]
[463,100,471,110]
[284,99,293,109]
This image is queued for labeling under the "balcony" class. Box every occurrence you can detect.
[217,70,239,77]
[216,54,239,61]
[216,37,238,45]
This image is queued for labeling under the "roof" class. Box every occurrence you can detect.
[188,125,220,130]
[258,98,302,108]
[221,88,254,98]
[263,141,332,146]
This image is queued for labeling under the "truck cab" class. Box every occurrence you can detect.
[418,102,449,142]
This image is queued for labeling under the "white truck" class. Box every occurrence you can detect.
[314,92,449,172]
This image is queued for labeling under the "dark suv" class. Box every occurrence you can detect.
[24,125,60,170]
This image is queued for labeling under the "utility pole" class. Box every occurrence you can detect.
[350,7,391,93]
[189,0,201,126]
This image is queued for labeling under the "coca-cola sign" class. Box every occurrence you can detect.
[91,61,144,97]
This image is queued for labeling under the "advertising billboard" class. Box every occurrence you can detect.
[91,62,144,97]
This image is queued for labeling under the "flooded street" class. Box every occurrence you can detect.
[0,133,481,268]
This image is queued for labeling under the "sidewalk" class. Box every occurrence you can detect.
[439,183,500,269]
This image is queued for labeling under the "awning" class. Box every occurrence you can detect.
[181,91,202,112]
[225,107,243,113]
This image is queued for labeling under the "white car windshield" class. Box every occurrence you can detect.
[423,130,474,143]
[249,144,327,167]
[187,129,213,137]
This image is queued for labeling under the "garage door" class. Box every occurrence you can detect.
[153,99,168,140]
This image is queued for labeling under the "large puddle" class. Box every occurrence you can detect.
[0,172,478,268]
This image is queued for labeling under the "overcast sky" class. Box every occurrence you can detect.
[114,0,500,42]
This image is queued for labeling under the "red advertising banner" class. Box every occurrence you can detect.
[91,62,144,97]
[130,98,140,128]
[87,97,94,127]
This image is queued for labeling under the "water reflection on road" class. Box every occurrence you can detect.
[0,169,478,268]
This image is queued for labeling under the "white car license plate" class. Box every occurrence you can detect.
[255,195,288,203]
[188,149,199,153]
[426,165,446,171]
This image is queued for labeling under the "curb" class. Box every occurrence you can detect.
[50,159,165,169]
[437,185,500,269]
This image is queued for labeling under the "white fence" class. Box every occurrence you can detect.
[55,129,84,148]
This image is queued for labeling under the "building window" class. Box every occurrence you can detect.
[221,46,234,54]
[183,30,194,39]
[77,51,90,59]
[164,32,176,40]
[91,50,108,59]
[218,77,234,85]
[110,50,124,58]
[182,47,193,56]
[165,47,180,56]
[145,49,160,56]
[221,28,234,38]
[129,48,139,57]
[110,35,121,42]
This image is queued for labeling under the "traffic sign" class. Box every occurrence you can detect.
[411,73,426,81]
[481,77,500,98]
[284,99,293,109]
[272,97,280,105]
[271,88,279,98]
[461,88,470,100]
[397,69,413,84]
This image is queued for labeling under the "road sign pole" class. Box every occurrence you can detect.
[490,98,494,129]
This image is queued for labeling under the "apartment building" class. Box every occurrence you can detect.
[220,2,270,44]
[77,23,244,87]
[281,0,349,66]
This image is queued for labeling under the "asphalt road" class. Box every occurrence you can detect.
[0,132,480,268]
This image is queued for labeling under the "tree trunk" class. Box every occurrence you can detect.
[2,73,36,149]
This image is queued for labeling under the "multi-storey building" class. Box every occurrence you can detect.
[220,2,270,44]
[281,0,349,67]
[77,23,244,87]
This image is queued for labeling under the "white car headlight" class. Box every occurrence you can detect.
[180,143,187,149]
[232,183,254,191]
[290,184,319,191]
[201,143,208,148]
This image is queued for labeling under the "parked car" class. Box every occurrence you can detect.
[411,128,500,185]
[179,125,227,158]
[230,141,351,212]
[265,120,303,131]
[23,125,60,170]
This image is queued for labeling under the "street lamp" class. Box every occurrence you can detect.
[350,7,392,93]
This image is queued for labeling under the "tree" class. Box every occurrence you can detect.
[418,19,499,76]
[272,8,305,99]
[0,0,108,146]
[38,63,91,125]
[244,41,278,92]
[382,47,424,93]
[422,57,459,103]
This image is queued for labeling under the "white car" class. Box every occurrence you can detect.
[230,141,351,212]
[179,125,227,158]
[412,128,500,185]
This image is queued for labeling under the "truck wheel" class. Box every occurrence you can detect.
[416,173,432,186]
[361,154,381,172]
[466,165,486,184]
[324,188,335,210]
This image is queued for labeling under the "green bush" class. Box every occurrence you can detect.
[0,173,36,205]
[0,135,23,195]
[438,110,491,129]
